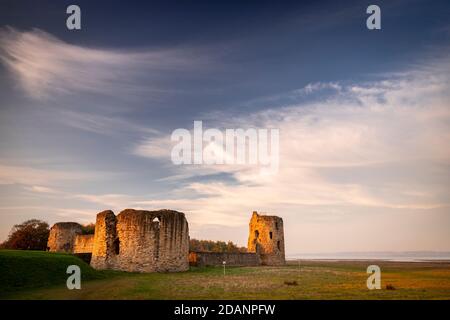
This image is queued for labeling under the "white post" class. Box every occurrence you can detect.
[223,261,226,276]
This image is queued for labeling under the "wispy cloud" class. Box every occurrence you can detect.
[55,109,159,136]
[22,184,140,213]
[24,185,61,194]
[0,27,209,99]
[0,163,112,186]
[133,135,173,159]
[132,57,450,227]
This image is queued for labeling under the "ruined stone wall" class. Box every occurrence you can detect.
[247,211,285,265]
[90,210,117,270]
[73,234,94,253]
[153,210,190,272]
[90,209,189,272]
[47,222,82,252]
[189,251,260,267]
[48,209,286,272]
[113,209,161,272]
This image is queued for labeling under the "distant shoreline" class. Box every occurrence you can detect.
[287,258,450,263]
[286,252,450,263]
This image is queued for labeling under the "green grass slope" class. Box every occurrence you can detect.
[0,249,113,297]
[1,251,449,300]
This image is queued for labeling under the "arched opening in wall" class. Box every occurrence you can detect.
[114,238,120,255]
[269,231,273,239]
[277,241,281,251]
[275,222,278,230]
[152,216,160,229]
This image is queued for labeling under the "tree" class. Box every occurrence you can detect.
[81,223,95,235]
[189,238,247,253]
[1,219,50,250]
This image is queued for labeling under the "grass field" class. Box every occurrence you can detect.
[1,250,449,299]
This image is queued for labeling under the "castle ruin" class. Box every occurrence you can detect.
[247,211,285,265]
[90,209,189,272]
[47,209,284,272]
[47,222,84,253]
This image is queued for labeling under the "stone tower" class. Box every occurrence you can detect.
[90,209,190,272]
[90,210,117,270]
[247,211,285,265]
[47,222,82,252]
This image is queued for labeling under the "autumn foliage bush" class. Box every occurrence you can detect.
[0,219,49,251]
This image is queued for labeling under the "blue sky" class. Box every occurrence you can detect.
[0,0,449,255]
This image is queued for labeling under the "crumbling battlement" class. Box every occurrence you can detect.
[90,209,190,272]
[247,211,285,265]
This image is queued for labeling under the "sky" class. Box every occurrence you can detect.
[0,0,449,255]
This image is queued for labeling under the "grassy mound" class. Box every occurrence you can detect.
[0,249,111,296]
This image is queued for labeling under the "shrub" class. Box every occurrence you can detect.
[190,239,247,253]
[386,284,396,290]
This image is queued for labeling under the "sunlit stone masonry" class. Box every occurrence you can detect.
[247,211,286,265]
[48,209,285,272]
[90,209,190,272]
[47,222,83,252]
